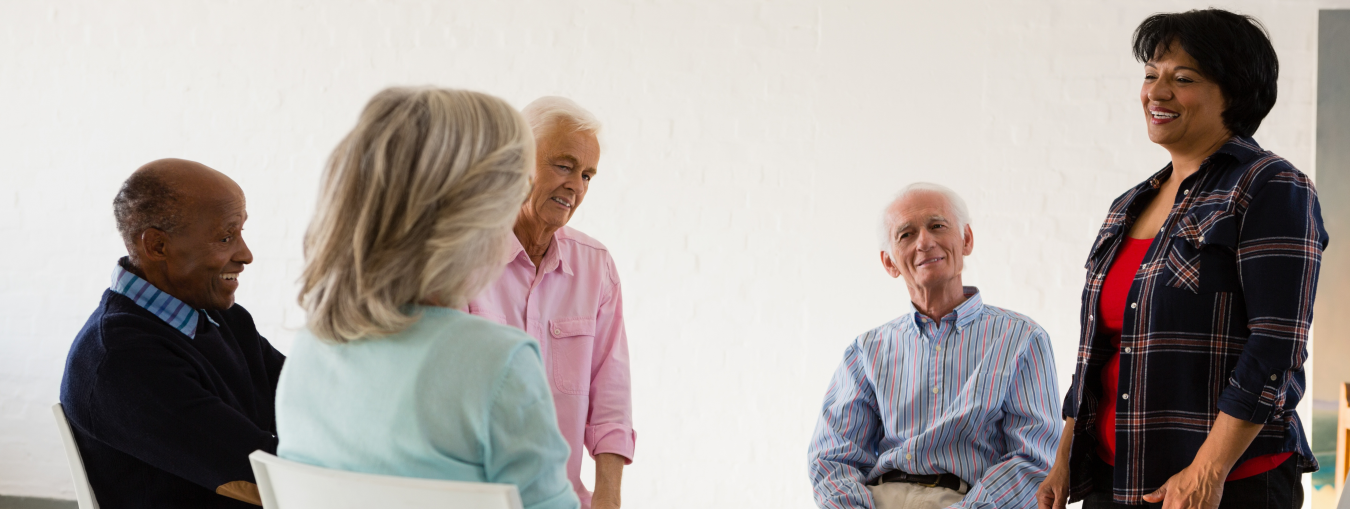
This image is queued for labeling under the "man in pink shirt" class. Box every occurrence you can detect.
[468,96,634,509]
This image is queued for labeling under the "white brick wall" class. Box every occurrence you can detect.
[1,1,1344,506]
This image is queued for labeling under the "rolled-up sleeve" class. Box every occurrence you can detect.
[583,265,635,462]
[807,341,881,509]
[1218,169,1327,423]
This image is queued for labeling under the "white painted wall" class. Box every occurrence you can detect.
[1,1,1344,506]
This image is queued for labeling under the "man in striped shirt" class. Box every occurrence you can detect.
[808,183,1061,509]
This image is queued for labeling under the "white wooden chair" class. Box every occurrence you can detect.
[51,403,99,509]
[248,451,524,509]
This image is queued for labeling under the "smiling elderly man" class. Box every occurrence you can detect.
[807,183,1062,509]
[60,159,284,508]
[468,96,634,509]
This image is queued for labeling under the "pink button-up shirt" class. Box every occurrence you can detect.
[468,226,635,508]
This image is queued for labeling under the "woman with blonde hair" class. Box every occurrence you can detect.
[275,86,580,509]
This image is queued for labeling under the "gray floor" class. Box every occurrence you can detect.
[0,497,76,509]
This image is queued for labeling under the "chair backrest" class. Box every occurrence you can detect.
[50,403,99,509]
[248,451,524,509]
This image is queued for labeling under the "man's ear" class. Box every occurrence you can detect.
[880,250,902,279]
[962,224,974,256]
[139,228,170,263]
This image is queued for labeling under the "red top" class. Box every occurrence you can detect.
[1095,237,1289,481]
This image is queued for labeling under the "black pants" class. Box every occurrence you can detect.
[1082,454,1303,509]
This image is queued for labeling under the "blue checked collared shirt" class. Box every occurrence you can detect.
[109,258,216,339]
[808,288,1062,509]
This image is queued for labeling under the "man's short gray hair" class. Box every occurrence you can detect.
[113,171,183,260]
[878,182,972,250]
[521,96,601,140]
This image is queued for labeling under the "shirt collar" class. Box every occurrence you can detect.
[902,286,983,332]
[1211,135,1263,166]
[109,257,217,338]
[1140,135,1264,191]
[508,229,574,276]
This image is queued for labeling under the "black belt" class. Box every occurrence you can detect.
[869,470,965,493]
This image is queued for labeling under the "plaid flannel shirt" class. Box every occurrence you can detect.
[1062,136,1326,504]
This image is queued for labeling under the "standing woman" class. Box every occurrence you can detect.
[1038,9,1326,509]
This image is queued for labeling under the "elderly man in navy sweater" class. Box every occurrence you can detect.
[60,159,284,507]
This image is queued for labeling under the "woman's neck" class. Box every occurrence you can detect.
[1166,131,1232,182]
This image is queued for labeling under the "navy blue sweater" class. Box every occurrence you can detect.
[60,290,285,508]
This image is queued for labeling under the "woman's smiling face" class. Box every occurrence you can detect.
[1140,40,1231,149]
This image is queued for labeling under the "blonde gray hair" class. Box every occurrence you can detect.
[521,96,601,141]
[300,86,534,343]
[878,182,972,250]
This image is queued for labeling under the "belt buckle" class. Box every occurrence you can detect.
[918,476,942,488]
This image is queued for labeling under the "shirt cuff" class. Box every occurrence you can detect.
[1217,375,1279,424]
[584,423,635,463]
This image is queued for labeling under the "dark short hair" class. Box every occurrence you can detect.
[1132,9,1279,138]
[112,172,182,256]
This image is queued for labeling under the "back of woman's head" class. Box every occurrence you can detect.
[300,87,534,343]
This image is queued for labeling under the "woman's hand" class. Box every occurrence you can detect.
[1141,462,1224,509]
[1037,417,1077,509]
[1036,460,1071,509]
[1142,412,1261,508]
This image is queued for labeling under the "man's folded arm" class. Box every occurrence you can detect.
[808,341,883,509]
[262,335,287,392]
[85,343,277,504]
[953,330,1061,509]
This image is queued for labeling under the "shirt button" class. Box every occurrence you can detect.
[1088,314,1094,321]
[906,454,913,460]
[932,387,939,394]
[1183,189,1190,195]
[1198,236,1205,243]
[1121,393,1129,400]
[1130,302,1137,309]
[1124,347,1131,353]
[936,346,942,351]
[553,328,562,335]
[1160,226,1165,233]
[1270,374,1278,381]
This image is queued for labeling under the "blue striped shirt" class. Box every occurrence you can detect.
[109,258,216,339]
[807,288,1062,509]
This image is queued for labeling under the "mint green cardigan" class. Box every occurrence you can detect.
[275,307,579,509]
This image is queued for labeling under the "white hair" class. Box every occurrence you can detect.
[878,182,972,250]
[521,96,601,141]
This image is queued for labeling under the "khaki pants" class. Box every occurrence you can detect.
[867,481,967,509]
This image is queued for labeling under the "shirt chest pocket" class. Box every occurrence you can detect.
[548,317,596,395]
[1084,218,1124,274]
[1164,211,1241,294]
